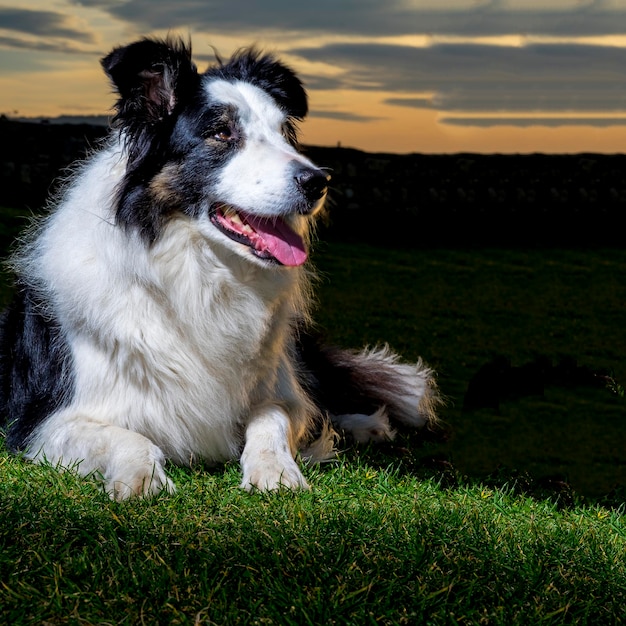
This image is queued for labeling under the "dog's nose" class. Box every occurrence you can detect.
[295,167,330,203]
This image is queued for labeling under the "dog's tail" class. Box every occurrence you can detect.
[297,334,441,450]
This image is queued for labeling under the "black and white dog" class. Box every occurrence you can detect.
[0,38,438,499]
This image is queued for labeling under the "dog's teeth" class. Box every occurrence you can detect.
[224,209,254,235]
[229,212,244,226]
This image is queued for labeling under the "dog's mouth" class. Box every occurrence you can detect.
[209,203,307,267]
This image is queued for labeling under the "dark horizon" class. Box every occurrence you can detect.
[2,117,626,249]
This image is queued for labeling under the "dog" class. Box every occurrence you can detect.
[0,37,439,499]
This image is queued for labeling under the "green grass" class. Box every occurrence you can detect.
[2,212,626,624]
[311,241,626,498]
[2,452,626,625]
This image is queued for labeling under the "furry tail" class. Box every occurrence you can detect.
[298,335,441,446]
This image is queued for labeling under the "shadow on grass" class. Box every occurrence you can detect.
[329,417,626,514]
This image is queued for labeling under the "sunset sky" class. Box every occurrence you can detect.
[2,1,626,154]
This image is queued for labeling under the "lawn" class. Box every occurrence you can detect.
[1,207,626,624]
[312,240,626,498]
[2,451,626,624]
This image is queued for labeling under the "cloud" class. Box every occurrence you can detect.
[0,7,96,43]
[86,0,428,37]
[3,0,625,134]
[295,41,626,89]
[309,110,383,122]
[68,0,117,6]
[385,97,437,109]
[440,117,626,127]
[293,42,626,118]
[93,0,626,38]
[0,34,93,55]
[386,87,626,114]
[297,75,346,91]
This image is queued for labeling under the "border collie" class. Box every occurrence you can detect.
[0,37,439,499]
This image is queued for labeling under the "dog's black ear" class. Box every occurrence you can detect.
[238,52,308,120]
[101,38,198,242]
[101,37,198,128]
[211,49,308,146]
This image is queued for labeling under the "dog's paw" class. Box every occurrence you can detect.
[333,406,395,443]
[105,444,176,501]
[240,454,309,492]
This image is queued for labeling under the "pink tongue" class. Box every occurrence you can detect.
[245,214,307,266]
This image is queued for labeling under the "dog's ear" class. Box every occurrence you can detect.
[101,37,198,128]
[218,50,308,120]
[212,50,308,146]
[101,38,198,242]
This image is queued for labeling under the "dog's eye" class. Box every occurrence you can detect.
[212,127,237,143]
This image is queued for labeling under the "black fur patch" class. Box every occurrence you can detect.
[102,37,200,241]
[297,332,389,417]
[0,285,75,450]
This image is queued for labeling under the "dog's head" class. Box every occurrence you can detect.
[101,37,329,267]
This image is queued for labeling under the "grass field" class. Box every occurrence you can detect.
[311,240,626,498]
[1,205,626,624]
[2,456,626,625]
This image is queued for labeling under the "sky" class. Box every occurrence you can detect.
[2,1,626,154]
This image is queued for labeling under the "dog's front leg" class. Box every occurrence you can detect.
[240,403,309,491]
[25,410,175,500]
